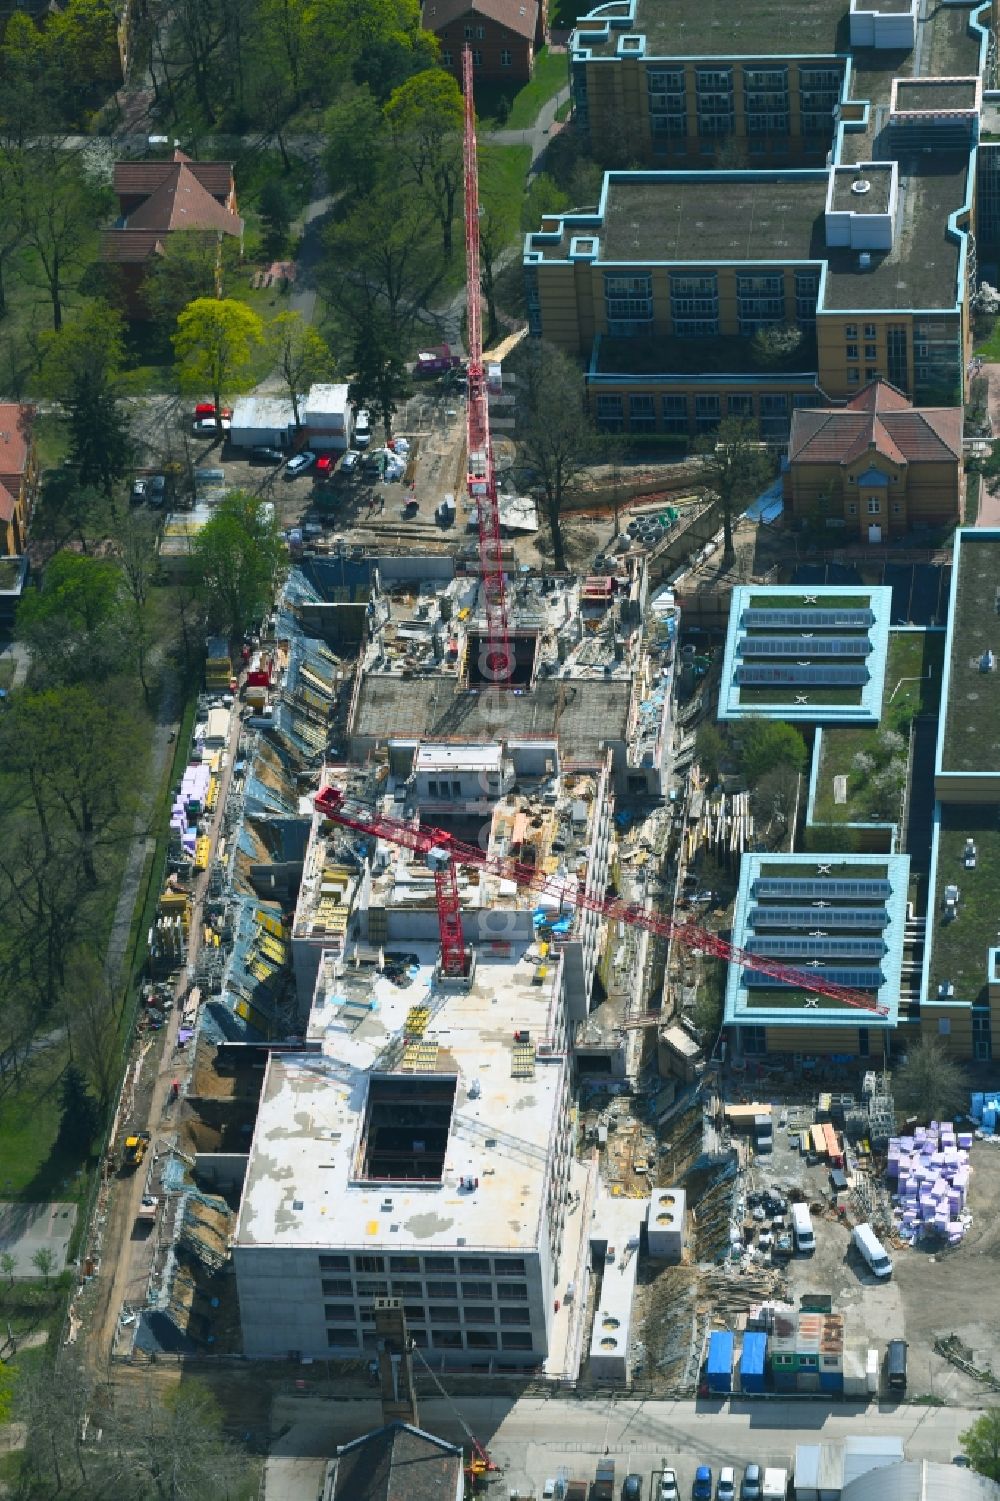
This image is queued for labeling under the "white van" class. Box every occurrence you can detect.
[791,1202,815,1254]
[853,1221,893,1278]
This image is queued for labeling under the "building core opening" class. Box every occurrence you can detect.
[465,630,538,687]
[358,1075,457,1182]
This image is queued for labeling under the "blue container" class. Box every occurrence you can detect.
[707,1330,734,1393]
[773,1367,796,1390]
[972,1092,985,1121]
[819,1371,844,1393]
[740,1331,767,1393]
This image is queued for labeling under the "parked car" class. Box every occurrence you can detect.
[622,1477,643,1501]
[314,454,335,478]
[353,408,371,448]
[338,451,360,478]
[194,401,232,420]
[249,446,285,465]
[131,478,147,503]
[716,1469,736,1501]
[659,1471,679,1501]
[740,1466,762,1501]
[285,450,316,477]
[148,475,166,507]
[693,1469,712,1501]
[192,417,229,437]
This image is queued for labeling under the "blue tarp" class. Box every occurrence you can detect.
[707,1330,734,1391]
[740,1331,767,1392]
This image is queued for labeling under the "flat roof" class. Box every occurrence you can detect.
[725,852,909,1028]
[600,174,825,264]
[352,674,633,766]
[831,166,893,215]
[718,585,893,723]
[937,531,1000,775]
[893,78,980,113]
[573,0,849,59]
[234,947,567,1252]
[925,805,1000,1005]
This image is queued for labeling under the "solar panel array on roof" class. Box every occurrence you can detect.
[742,966,884,989]
[739,636,872,658]
[740,609,875,630]
[752,877,892,900]
[744,936,887,960]
[748,906,890,929]
[736,664,870,687]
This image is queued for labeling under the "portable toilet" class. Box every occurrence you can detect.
[706,1330,735,1393]
[740,1331,767,1393]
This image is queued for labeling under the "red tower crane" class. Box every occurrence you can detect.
[314,787,890,1015]
[462,45,513,684]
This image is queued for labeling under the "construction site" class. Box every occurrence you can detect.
[50,41,1000,1501]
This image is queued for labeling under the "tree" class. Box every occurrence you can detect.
[751,323,804,368]
[696,416,774,564]
[960,1411,1000,1481]
[385,69,464,258]
[267,312,334,428]
[16,553,125,685]
[894,1037,966,1122]
[258,176,293,256]
[349,316,408,439]
[695,722,726,785]
[40,299,132,496]
[57,1063,100,1149]
[66,951,122,1110]
[118,511,160,698]
[0,148,26,320]
[143,231,239,328]
[30,468,111,555]
[478,201,517,348]
[30,1246,54,1285]
[752,761,802,843]
[173,297,264,418]
[0,686,142,884]
[732,718,806,787]
[18,144,105,331]
[323,181,444,343]
[520,173,569,234]
[517,342,596,571]
[193,491,286,644]
[322,86,390,197]
[0,1252,14,1287]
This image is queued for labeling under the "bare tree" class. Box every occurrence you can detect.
[696,416,774,565]
[517,342,597,571]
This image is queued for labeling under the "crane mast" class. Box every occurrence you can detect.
[315,787,889,1015]
[462,45,513,683]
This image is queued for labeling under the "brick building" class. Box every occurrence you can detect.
[422,0,544,84]
[785,380,962,541]
[100,150,243,318]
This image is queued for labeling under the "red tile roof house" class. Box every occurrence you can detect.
[422,0,544,84]
[785,379,963,540]
[99,150,244,318]
[0,405,36,618]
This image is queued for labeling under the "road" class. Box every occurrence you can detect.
[262,1392,978,1500]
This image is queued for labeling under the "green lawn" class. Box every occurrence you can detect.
[974,321,1000,360]
[746,592,870,610]
[0,1045,90,1204]
[812,631,945,826]
[475,49,569,130]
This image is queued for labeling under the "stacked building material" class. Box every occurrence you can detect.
[971,1091,1000,1134]
[887,1120,973,1245]
[172,763,212,855]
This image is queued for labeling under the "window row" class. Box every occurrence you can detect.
[325,1303,532,1326]
[326,1328,534,1351]
[319,1253,527,1276]
[594,391,808,436]
[322,1278,530,1300]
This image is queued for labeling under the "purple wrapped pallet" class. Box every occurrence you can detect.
[958,1133,973,1149]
